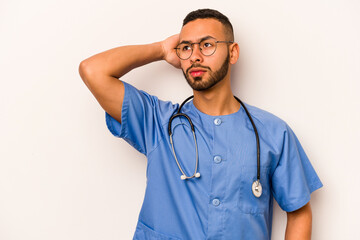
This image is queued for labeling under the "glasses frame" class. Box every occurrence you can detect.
[174,38,234,60]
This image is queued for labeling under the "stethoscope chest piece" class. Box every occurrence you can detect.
[252,180,262,198]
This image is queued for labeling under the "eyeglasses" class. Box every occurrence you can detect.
[174,38,233,60]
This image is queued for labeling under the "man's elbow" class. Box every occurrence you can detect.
[79,60,92,81]
[79,60,101,88]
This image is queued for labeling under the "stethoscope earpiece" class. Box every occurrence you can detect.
[169,96,262,198]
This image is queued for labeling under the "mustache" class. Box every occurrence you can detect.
[186,64,211,75]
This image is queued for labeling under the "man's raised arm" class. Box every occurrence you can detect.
[78,35,180,124]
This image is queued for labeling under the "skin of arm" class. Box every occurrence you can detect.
[78,35,181,124]
[285,202,312,240]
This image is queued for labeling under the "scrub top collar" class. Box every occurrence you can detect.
[189,98,245,119]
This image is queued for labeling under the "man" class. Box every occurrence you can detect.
[79,9,323,240]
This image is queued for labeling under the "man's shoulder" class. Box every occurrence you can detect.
[243,102,288,132]
[241,102,292,152]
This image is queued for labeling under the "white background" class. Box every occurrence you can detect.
[1,0,359,239]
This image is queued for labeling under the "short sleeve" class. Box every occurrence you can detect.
[105,81,177,156]
[271,123,323,212]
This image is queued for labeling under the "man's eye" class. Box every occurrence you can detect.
[182,45,191,51]
[202,42,213,48]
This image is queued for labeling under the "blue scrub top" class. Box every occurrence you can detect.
[105,81,323,240]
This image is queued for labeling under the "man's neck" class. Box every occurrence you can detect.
[192,79,241,116]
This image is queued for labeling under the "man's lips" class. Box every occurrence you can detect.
[190,71,205,77]
[189,68,207,77]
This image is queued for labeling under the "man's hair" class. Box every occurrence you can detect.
[182,9,234,41]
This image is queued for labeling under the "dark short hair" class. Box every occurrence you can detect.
[182,9,234,41]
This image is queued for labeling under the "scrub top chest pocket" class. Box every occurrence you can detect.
[237,166,271,215]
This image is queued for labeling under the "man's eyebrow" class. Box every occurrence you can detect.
[179,35,215,45]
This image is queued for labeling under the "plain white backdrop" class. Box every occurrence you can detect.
[1,0,359,239]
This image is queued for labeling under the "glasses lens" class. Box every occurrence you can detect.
[200,39,216,56]
[176,43,192,60]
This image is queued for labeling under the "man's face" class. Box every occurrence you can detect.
[179,18,231,91]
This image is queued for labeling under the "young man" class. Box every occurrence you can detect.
[79,9,323,240]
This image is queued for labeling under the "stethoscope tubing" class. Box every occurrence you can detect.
[233,96,261,180]
[168,96,261,187]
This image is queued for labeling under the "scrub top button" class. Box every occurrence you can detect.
[212,198,220,206]
[213,155,222,163]
[214,118,222,125]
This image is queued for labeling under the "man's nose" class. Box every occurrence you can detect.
[190,44,203,63]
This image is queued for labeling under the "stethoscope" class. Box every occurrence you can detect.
[168,96,263,198]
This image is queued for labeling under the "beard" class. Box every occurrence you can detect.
[182,53,230,91]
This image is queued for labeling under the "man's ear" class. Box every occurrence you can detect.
[229,43,240,64]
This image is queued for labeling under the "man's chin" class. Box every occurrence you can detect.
[185,74,215,91]
[187,77,205,87]
[188,81,212,91]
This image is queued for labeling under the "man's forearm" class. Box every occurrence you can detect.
[285,202,312,240]
[80,42,164,79]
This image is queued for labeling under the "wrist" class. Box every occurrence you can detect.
[151,41,166,61]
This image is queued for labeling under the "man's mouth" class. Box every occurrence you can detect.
[189,68,206,77]
[190,71,205,77]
